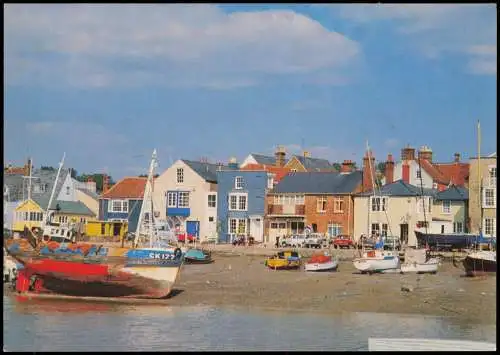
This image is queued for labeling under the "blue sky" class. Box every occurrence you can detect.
[4,4,497,179]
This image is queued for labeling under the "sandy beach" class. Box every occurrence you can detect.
[167,250,496,325]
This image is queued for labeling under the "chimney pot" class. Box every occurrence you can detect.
[303,151,311,158]
[275,145,286,167]
[454,153,460,163]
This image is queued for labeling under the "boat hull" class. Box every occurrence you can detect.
[304,260,338,272]
[415,231,478,250]
[400,258,440,274]
[184,257,214,264]
[353,256,400,273]
[463,254,497,276]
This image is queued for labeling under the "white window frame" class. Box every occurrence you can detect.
[370,197,387,212]
[274,195,281,204]
[228,218,247,234]
[489,165,497,179]
[267,174,274,189]
[208,194,217,208]
[108,199,129,213]
[327,223,342,237]
[381,223,388,237]
[416,197,431,214]
[235,176,244,190]
[166,192,177,208]
[442,200,451,214]
[453,221,463,233]
[229,193,248,211]
[483,188,496,208]
[176,168,184,183]
[371,223,381,236]
[483,218,496,237]
[334,197,344,213]
[317,196,327,213]
[178,191,190,208]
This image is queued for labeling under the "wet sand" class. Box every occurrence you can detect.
[169,254,496,325]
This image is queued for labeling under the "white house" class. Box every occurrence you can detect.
[153,159,219,242]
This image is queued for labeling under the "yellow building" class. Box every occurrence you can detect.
[13,199,45,232]
[85,220,128,240]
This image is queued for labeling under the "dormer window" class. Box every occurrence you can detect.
[235,176,243,189]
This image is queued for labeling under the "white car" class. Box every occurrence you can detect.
[303,233,324,249]
[283,235,307,248]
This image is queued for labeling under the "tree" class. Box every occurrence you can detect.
[377,162,386,175]
[40,166,56,171]
[76,173,115,193]
[332,162,341,171]
[70,168,78,179]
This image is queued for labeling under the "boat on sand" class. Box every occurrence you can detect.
[265,251,301,270]
[304,252,338,272]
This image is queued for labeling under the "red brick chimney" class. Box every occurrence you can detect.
[401,146,415,161]
[385,154,395,184]
[418,146,433,162]
[103,174,110,193]
[402,162,410,184]
[363,150,376,191]
[275,145,286,167]
[340,160,355,173]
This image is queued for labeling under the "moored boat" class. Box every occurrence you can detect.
[400,248,440,274]
[463,250,497,276]
[415,230,478,251]
[184,248,213,264]
[353,249,400,274]
[265,251,301,270]
[304,252,338,272]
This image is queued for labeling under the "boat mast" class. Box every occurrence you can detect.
[42,153,65,230]
[477,120,482,235]
[133,149,157,248]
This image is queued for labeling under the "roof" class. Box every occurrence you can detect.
[250,153,282,166]
[3,168,69,202]
[419,159,449,185]
[182,160,219,183]
[273,171,362,194]
[432,162,469,186]
[4,167,26,175]
[76,187,99,201]
[32,197,96,216]
[357,180,435,197]
[292,155,334,171]
[240,164,291,183]
[100,177,147,199]
[434,185,468,201]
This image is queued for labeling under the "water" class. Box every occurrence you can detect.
[3,295,496,351]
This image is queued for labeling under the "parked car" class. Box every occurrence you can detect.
[357,235,376,250]
[383,236,401,251]
[283,235,306,248]
[332,235,355,249]
[303,233,324,248]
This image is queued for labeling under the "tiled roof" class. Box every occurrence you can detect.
[293,155,334,171]
[182,160,220,183]
[76,187,99,200]
[357,180,435,197]
[433,162,469,186]
[3,168,69,202]
[250,154,282,166]
[419,159,449,185]
[273,171,362,194]
[4,167,26,175]
[33,197,96,216]
[434,185,468,201]
[100,177,147,199]
[240,164,291,183]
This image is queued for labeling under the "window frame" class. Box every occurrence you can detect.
[176,168,184,183]
[235,176,244,190]
[208,194,217,208]
[483,188,496,208]
[334,197,344,213]
[442,200,451,214]
[166,192,177,208]
[483,218,496,236]
[109,199,129,213]
[317,196,327,213]
[371,196,387,212]
[228,192,248,211]
[178,191,190,208]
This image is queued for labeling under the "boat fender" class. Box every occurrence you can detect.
[174,248,182,259]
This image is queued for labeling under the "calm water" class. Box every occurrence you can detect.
[3,295,496,351]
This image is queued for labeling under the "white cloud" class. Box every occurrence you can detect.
[4,4,361,88]
[384,138,399,149]
[335,4,496,75]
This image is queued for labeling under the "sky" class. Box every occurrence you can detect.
[4,4,497,179]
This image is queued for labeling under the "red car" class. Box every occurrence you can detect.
[332,235,355,249]
[177,233,197,243]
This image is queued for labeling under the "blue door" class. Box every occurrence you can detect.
[186,221,200,238]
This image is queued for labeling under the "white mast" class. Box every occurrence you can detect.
[133,149,157,248]
[42,153,66,230]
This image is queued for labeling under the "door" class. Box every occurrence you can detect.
[250,217,263,242]
[400,223,409,245]
[113,223,121,237]
[186,221,200,239]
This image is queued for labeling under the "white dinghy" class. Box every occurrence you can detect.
[353,249,400,274]
[304,252,338,272]
[400,248,440,274]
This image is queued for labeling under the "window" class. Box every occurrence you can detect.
[453,222,463,233]
[382,224,388,237]
[274,195,281,204]
[327,223,342,237]
[229,193,247,211]
[442,200,451,214]
[371,197,386,212]
[334,197,344,213]
[416,169,421,179]
[317,196,327,212]
[417,197,431,214]
[235,176,244,189]
[178,192,190,207]
[371,223,381,237]
[267,175,274,189]
[109,200,128,213]
[291,169,297,172]
[167,192,177,208]
[80,217,86,224]
[208,194,216,208]
[176,168,184,183]
[484,218,496,236]
[483,188,496,208]
[432,183,438,189]
[489,166,497,179]
[229,218,248,234]
[296,195,305,205]
[59,216,68,224]
[209,217,214,222]
[101,224,106,235]
[238,219,246,234]
[66,186,70,195]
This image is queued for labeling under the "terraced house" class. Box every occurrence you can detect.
[153,159,220,242]
[266,159,363,246]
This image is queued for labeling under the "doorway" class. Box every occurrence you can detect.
[400,223,409,245]
[113,223,121,237]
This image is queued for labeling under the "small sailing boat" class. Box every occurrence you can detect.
[304,252,338,272]
[353,143,400,274]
